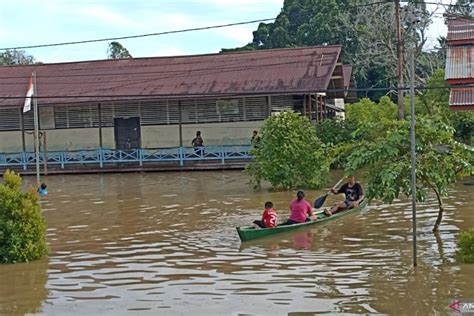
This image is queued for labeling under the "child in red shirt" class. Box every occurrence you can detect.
[253,201,278,229]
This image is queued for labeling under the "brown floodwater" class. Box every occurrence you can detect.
[0,171,473,315]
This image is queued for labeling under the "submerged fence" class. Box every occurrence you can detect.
[0,145,253,170]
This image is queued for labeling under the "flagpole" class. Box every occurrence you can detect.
[32,71,41,184]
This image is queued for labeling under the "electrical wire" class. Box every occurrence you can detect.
[0,85,454,101]
[0,18,276,51]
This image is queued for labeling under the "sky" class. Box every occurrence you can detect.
[0,0,451,64]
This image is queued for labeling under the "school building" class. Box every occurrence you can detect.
[0,45,354,155]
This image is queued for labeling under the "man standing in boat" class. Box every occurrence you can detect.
[325,175,364,216]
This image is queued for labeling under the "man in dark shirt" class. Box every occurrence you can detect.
[251,130,261,148]
[325,175,364,216]
[191,131,204,156]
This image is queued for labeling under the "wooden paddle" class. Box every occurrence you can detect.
[313,177,345,209]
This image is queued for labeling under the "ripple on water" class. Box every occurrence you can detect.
[10,173,472,315]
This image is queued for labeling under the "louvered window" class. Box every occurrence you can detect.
[99,104,114,127]
[271,95,295,112]
[51,95,297,129]
[245,96,268,121]
[22,110,35,130]
[0,108,35,131]
[0,108,21,131]
[181,100,197,123]
[217,98,244,122]
[168,100,180,124]
[54,105,99,128]
[140,100,168,125]
[197,98,219,122]
[112,101,140,118]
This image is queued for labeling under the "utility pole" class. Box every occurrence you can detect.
[395,0,405,120]
[409,42,417,267]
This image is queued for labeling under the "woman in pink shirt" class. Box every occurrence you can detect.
[285,190,315,225]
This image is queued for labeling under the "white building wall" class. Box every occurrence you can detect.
[0,122,263,153]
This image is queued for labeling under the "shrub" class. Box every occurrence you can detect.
[456,229,474,263]
[0,170,48,263]
[246,111,330,190]
[315,118,356,145]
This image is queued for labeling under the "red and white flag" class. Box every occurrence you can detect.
[23,75,34,113]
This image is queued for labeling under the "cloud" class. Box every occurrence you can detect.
[1,0,274,63]
[78,5,139,29]
[146,13,197,30]
[212,25,255,45]
[190,0,282,6]
[185,0,282,13]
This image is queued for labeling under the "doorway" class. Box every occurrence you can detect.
[114,117,141,150]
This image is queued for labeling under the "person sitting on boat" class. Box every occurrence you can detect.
[325,175,364,216]
[37,183,48,197]
[284,190,315,225]
[253,201,278,229]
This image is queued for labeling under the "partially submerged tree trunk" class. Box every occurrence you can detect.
[431,185,444,232]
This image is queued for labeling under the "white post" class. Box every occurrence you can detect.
[32,71,41,184]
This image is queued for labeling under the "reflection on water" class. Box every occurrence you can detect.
[0,172,472,315]
[0,259,48,316]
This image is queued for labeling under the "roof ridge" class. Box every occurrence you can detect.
[0,45,342,68]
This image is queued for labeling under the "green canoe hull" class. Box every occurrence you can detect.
[236,200,367,242]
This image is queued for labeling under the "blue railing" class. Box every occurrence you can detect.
[0,145,253,170]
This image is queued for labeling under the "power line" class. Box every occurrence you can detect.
[0,85,453,100]
[0,18,276,51]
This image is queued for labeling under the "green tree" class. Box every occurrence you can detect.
[445,0,472,16]
[343,117,473,232]
[315,118,356,146]
[418,69,474,144]
[0,170,48,263]
[0,49,36,65]
[456,229,474,263]
[107,41,132,59]
[223,0,444,101]
[246,111,330,190]
[345,96,398,135]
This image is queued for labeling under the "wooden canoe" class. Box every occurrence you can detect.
[236,200,367,242]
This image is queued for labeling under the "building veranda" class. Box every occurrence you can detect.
[0,46,353,172]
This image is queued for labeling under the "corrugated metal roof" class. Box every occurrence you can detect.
[0,45,342,108]
[445,46,474,81]
[447,17,474,44]
[449,86,474,109]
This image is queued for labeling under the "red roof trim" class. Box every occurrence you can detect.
[446,79,474,85]
[449,105,474,111]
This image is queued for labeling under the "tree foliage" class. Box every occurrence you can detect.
[346,96,398,133]
[342,115,473,231]
[107,41,132,59]
[223,0,445,101]
[417,69,474,144]
[246,111,330,190]
[445,0,472,17]
[0,49,37,65]
[315,117,356,145]
[456,229,474,263]
[0,170,48,263]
